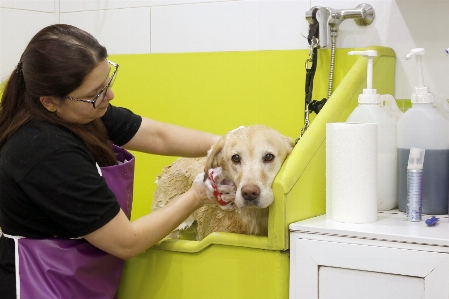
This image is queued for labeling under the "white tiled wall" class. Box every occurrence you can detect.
[1,0,55,12]
[60,7,151,54]
[0,5,55,82]
[69,0,229,11]
[1,0,449,100]
[151,1,310,53]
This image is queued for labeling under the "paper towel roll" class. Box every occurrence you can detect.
[326,122,378,223]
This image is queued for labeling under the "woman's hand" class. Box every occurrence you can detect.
[192,167,236,209]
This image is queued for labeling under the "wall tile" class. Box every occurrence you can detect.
[1,0,449,100]
[60,7,151,54]
[81,0,230,11]
[151,0,310,53]
[390,0,449,100]
[60,0,84,12]
[0,0,55,12]
[0,8,54,81]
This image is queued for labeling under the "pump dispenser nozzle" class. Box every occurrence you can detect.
[406,48,433,103]
[348,50,380,104]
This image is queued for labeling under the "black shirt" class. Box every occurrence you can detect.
[0,104,142,238]
[0,105,142,298]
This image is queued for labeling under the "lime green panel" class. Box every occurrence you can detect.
[108,51,308,221]
[118,245,289,299]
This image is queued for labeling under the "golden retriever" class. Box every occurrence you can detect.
[152,125,294,240]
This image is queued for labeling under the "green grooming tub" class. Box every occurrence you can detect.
[108,46,395,299]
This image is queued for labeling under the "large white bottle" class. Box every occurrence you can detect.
[346,50,402,210]
[397,48,449,215]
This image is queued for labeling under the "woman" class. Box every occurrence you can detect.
[0,24,231,298]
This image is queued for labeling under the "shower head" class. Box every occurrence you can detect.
[305,3,375,48]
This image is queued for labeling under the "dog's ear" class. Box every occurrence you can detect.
[284,136,295,154]
[203,135,226,181]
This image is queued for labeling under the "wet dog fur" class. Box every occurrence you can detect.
[152,125,294,240]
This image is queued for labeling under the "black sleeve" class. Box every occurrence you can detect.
[101,104,142,146]
[20,145,121,237]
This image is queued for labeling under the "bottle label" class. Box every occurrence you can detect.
[406,170,422,221]
[406,202,422,221]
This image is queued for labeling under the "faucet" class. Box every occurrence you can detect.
[305,3,375,48]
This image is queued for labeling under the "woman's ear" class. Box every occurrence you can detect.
[40,96,58,112]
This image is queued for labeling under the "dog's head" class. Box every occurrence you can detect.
[204,125,294,209]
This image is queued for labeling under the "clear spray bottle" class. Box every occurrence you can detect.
[406,147,425,221]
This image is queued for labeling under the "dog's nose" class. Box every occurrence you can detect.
[241,185,260,201]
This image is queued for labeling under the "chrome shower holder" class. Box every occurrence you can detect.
[306,3,375,49]
[298,3,375,141]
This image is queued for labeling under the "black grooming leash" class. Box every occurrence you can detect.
[296,8,328,143]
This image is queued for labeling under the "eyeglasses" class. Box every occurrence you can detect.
[66,60,119,108]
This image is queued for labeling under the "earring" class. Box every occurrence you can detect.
[49,106,56,112]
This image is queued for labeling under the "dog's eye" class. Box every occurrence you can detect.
[264,153,275,162]
[231,154,241,163]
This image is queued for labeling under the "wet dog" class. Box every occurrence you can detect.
[152,125,294,240]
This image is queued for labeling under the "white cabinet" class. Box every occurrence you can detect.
[289,211,449,299]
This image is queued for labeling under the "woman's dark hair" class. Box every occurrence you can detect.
[0,24,116,166]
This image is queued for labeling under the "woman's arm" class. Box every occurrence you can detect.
[123,117,219,157]
[83,182,210,260]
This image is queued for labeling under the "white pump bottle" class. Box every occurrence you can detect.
[346,50,402,210]
[397,48,449,215]
[433,48,449,121]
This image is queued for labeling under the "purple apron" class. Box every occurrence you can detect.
[8,145,134,299]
